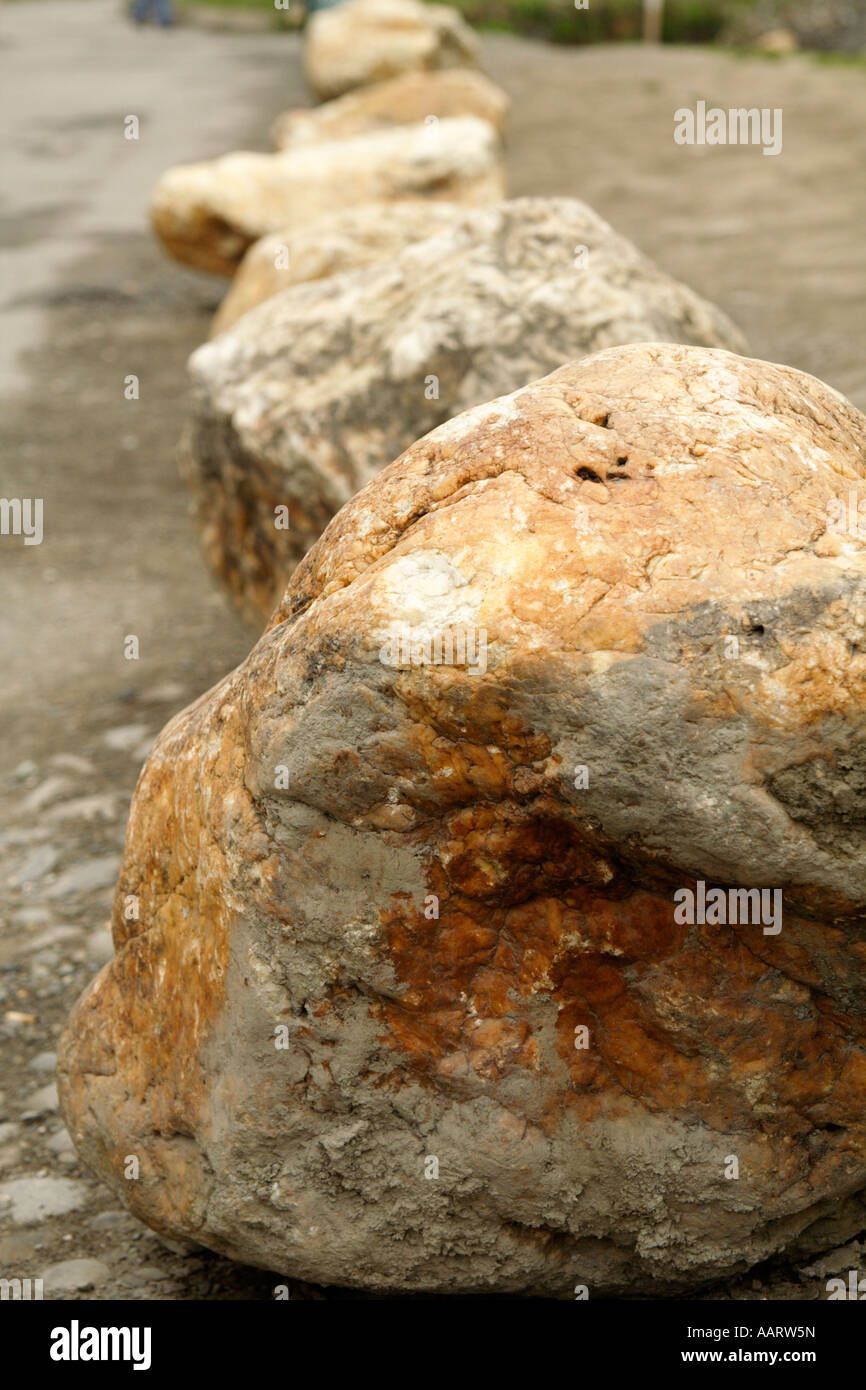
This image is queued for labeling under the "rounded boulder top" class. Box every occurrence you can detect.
[59,343,866,1297]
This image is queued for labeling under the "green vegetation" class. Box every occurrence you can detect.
[449,0,743,45]
[174,0,757,43]
[171,0,866,60]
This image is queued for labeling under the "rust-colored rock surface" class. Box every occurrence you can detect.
[59,344,866,1296]
[272,69,508,150]
[185,197,745,622]
[210,201,465,338]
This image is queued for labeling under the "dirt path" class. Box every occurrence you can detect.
[1,2,864,1300]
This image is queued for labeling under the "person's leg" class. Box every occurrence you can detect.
[155,0,174,25]
[132,0,154,21]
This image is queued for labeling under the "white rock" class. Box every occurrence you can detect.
[0,1177,87,1225]
[211,199,464,336]
[9,844,60,888]
[22,776,73,815]
[47,855,121,900]
[102,724,151,753]
[23,1082,59,1118]
[45,794,119,824]
[50,754,96,776]
[41,1258,110,1293]
[44,1128,75,1156]
[151,117,503,276]
[304,0,480,101]
[23,925,82,952]
[186,196,745,620]
[28,1051,57,1074]
[272,68,508,149]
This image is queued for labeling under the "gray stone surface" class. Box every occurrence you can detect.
[0,1177,88,1225]
[185,196,745,620]
[41,1257,110,1293]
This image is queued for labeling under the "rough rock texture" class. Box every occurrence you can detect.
[210,201,465,338]
[304,0,480,102]
[184,197,746,621]
[59,343,866,1297]
[151,118,502,276]
[272,69,508,150]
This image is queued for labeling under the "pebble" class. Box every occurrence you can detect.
[22,776,74,815]
[89,1209,132,1231]
[0,1122,19,1143]
[9,844,60,888]
[10,759,38,783]
[44,1128,75,1156]
[102,724,151,753]
[0,827,50,849]
[22,1082,59,1119]
[801,1240,865,1278]
[142,681,185,704]
[47,854,121,900]
[41,1258,110,1293]
[28,1051,57,1073]
[134,1265,169,1281]
[0,1176,88,1224]
[152,1231,199,1257]
[0,1231,43,1262]
[50,754,96,776]
[11,906,52,928]
[45,793,118,824]
[23,925,82,952]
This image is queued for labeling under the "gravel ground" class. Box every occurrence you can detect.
[1,0,864,1300]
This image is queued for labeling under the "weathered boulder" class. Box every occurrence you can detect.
[304,0,480,102]
[211,200,465,337]
[184,197,745,621]
[58,342,866,1296]
[151,117,502,276]
[272,69,508,150]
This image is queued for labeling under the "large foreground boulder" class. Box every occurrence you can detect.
[58,343,866,1296]
[304,0,480,101]
[272,69,509,150]
[184,197,745,620]
[211,200,465,337]
[151,117,502,276]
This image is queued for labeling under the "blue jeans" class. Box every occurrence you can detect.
[132,0,174,23]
